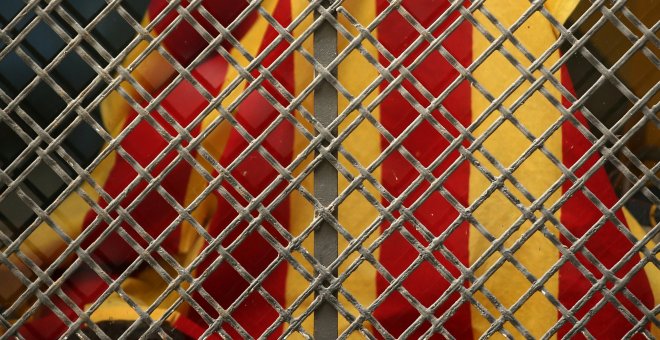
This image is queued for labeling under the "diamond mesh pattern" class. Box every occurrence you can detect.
[0,0,658,339]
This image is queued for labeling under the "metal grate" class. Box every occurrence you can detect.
[0,0,658,338]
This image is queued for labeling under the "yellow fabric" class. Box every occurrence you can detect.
[544,0,580,26]
[87,255,186,326]
[285,2,383,337]
[18,150,118,265]
[336,1,383,338]
[0,129,118,306]
[469,0,564,337]
[76,0,286,326]
[100,15,175,138]
[86,292,178,324]
[284,1,317,337]
[5,1,657,337]
[625,209,660,338]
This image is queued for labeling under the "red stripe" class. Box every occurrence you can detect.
[192,1,295,337]
[79,65,206,270]
[375,1,472,338]
[148,0,256,66]
[172,314,223,339]
[558,66,653,338]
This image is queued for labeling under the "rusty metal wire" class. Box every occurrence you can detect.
[0,0,658,338]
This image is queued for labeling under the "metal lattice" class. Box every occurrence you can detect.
[0,0,658,339]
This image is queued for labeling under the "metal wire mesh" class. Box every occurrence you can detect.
[0,0,658,338]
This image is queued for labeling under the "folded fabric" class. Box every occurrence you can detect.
[3,0,657,338]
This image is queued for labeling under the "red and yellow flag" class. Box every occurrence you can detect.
[3,0,657,339]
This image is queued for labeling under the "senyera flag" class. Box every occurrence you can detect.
[1,0,657,338]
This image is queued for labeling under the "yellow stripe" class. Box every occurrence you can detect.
[0,148,118,305]
[20,149,118,261]
[544,0,580,26]
[285,1,316,337]
[86,293,179,324]
[468,2,563,337]
[101,15,175,138]
[88,255,186,323]
[624,209,660,337]
[335,2,381,338]
[195,0,280,166]
[286,1,381,337]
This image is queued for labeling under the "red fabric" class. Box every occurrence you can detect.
[18,53,218,340]
[148,0,256,66]
[80,65,206,272]
[184,1,295,337]
[171,314,223,339]
[20,266,107,339]
[557,66,653,338]
[375,0,473,338]
[13,1,656,339]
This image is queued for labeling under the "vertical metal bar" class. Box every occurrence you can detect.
[313,1,338,339]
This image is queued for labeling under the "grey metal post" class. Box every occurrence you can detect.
[313,1,338,339]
